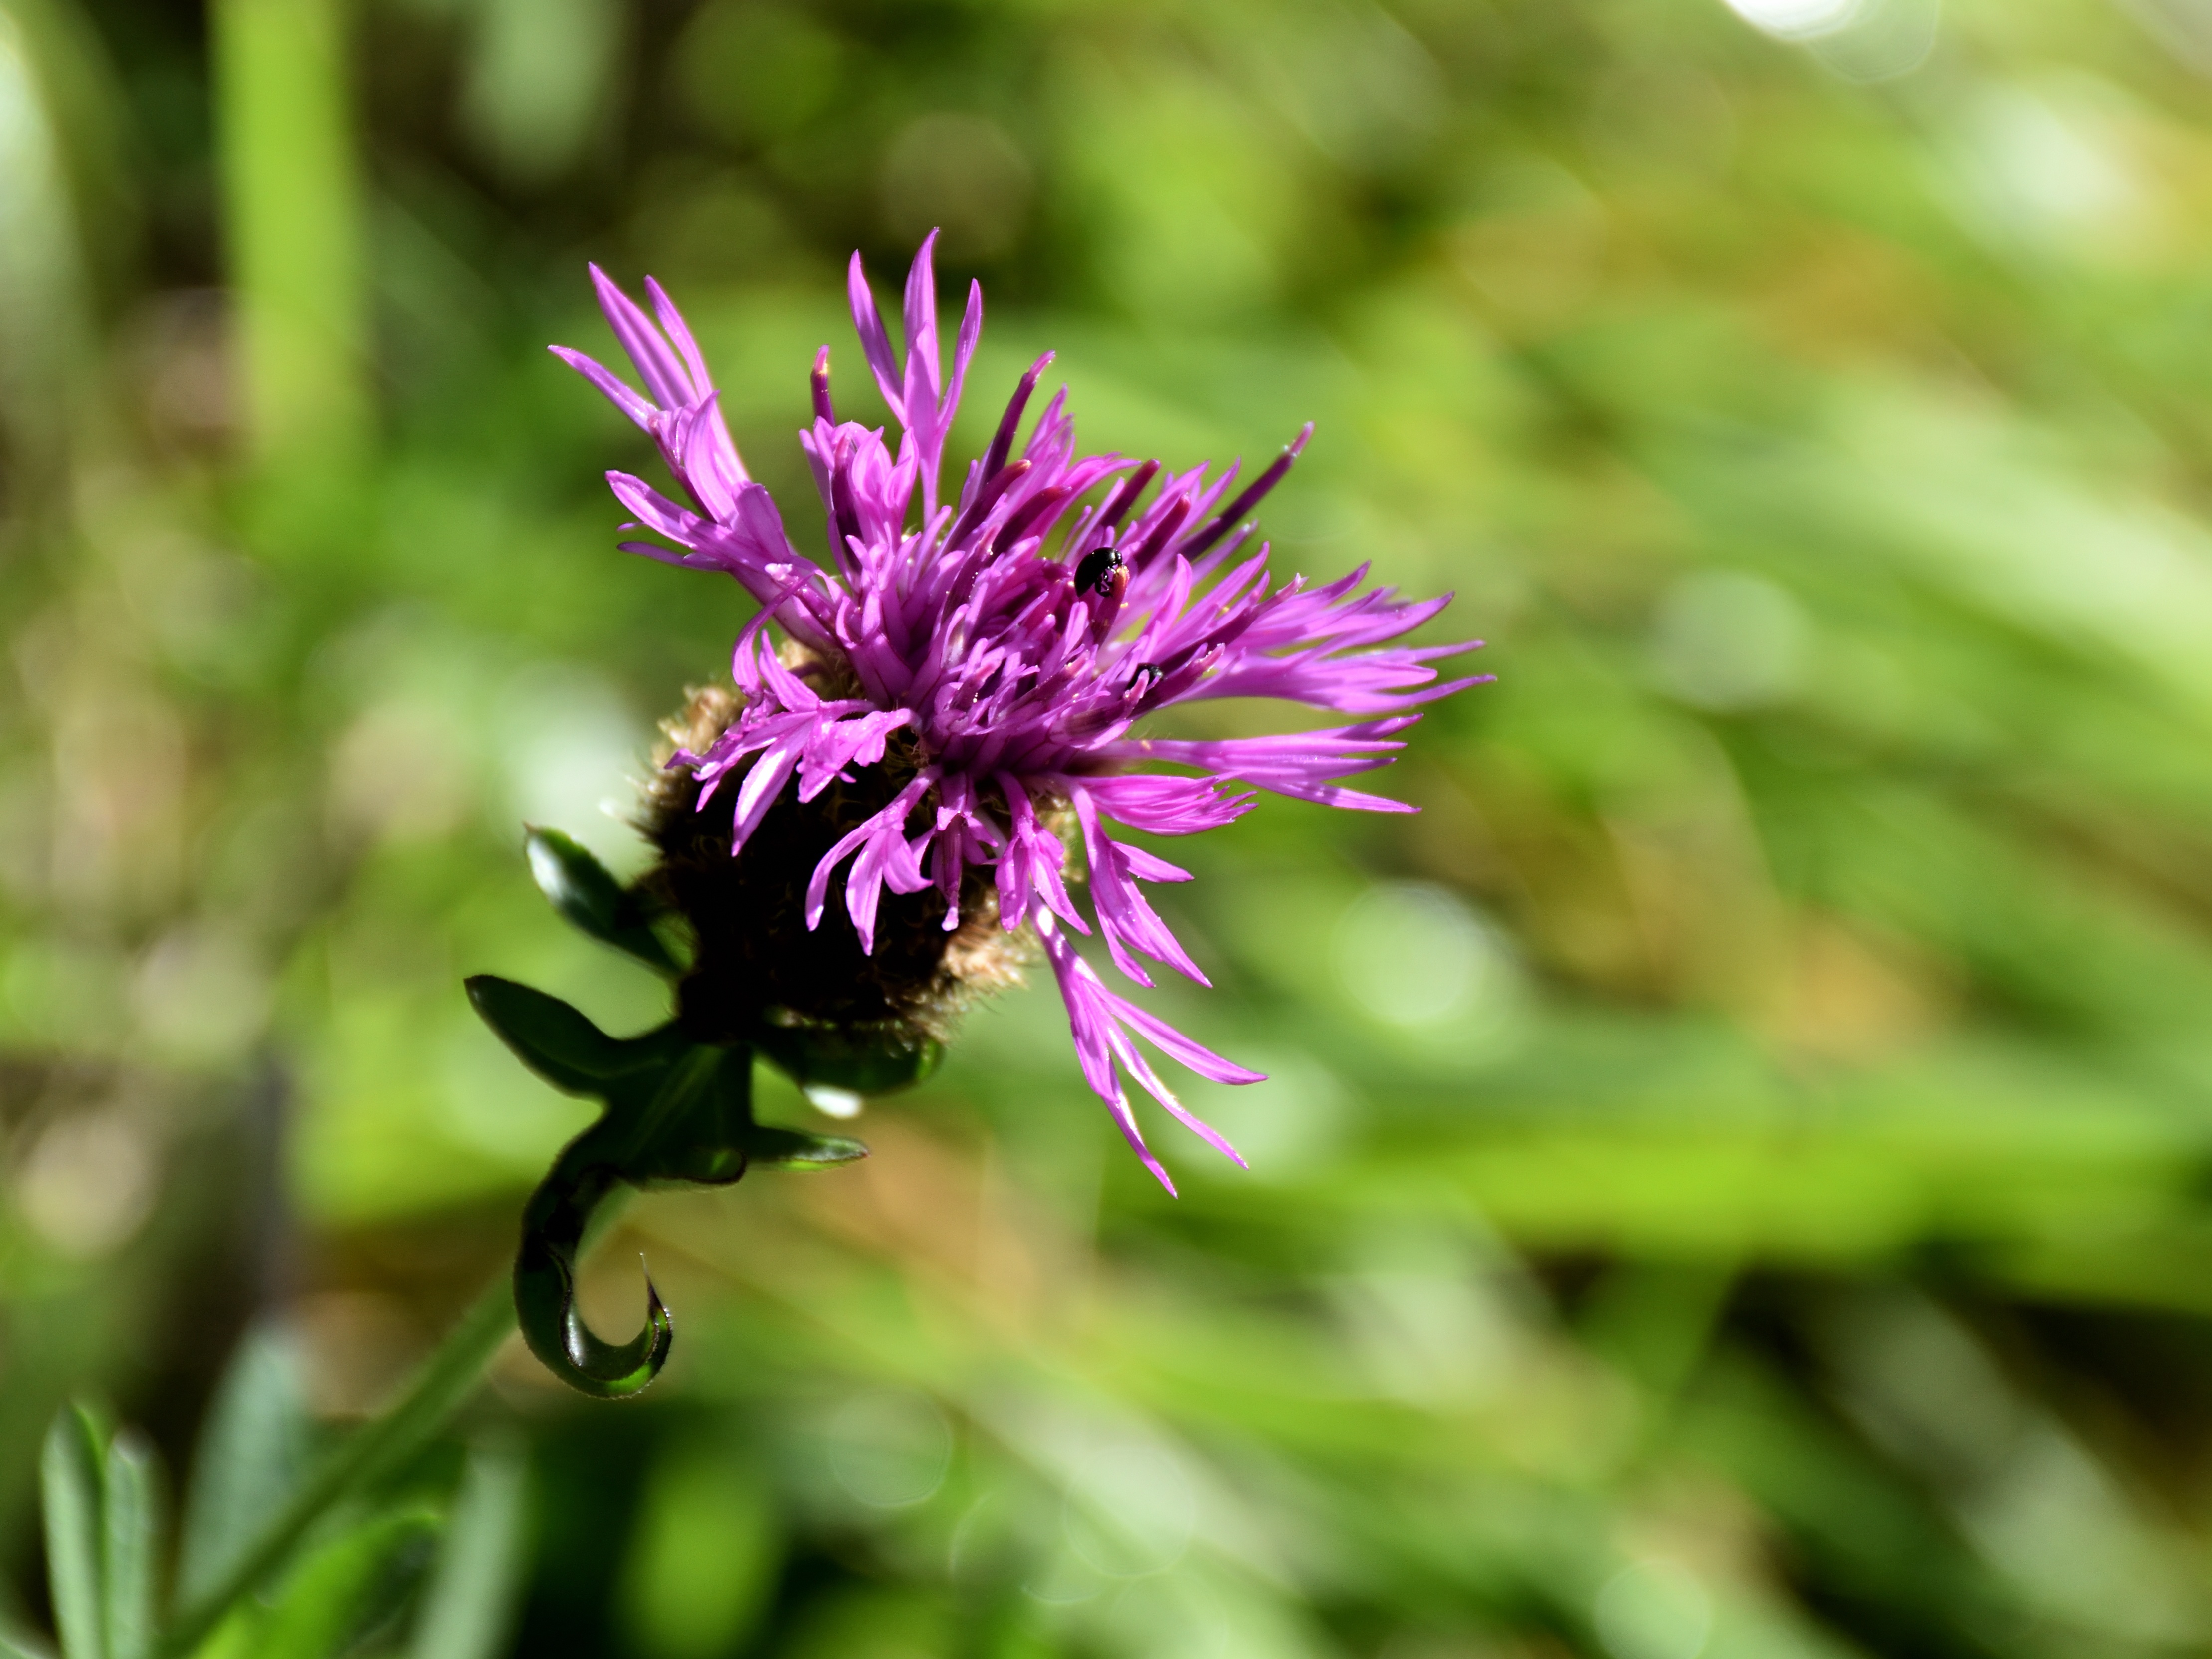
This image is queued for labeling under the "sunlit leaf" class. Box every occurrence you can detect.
[525,827,682,975]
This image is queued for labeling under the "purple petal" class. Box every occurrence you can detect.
[549,345,655,429]
[589,264,693,411]
[846,251,906,422]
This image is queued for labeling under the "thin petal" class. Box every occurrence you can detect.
[847,250,906,421]
[589,263,692,410]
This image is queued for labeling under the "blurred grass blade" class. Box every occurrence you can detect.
[162,1284,514,1659]
[99,1431,160,1659]
[246,1508,440,1659]
[0,0,92,484]
[0,1630,53,1659]
[209,0,367,470]
[525,827,682,976]
[409,1441,527,1659]
[41,1405,106,1659]
[179,1325,309,1607]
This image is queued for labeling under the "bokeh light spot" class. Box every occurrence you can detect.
[1594,1560,1713,1659]
[13,1106,157,1261]
[828,1390,954,1509]
[1334,881,1510,1031]
[1064,1439,1196,1578]
[1648,571,1810,713]
[880,113,1033,262]
[1720,0,1861,38]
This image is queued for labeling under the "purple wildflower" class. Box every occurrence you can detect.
[556,235,1488,1193]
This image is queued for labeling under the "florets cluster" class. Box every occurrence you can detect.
[557,235,1486,1191]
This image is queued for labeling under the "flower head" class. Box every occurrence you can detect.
[556,235,1488,1192]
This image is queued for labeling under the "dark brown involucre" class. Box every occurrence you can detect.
[640,685,1026,1048]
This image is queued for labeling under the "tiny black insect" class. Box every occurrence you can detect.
[1130,662,1165,687]
[1074,547,1123,597]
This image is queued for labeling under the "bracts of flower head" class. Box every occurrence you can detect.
[557,231,1491,1191]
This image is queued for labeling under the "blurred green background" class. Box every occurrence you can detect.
[10,0,2212,1653]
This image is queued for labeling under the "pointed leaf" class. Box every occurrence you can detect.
[42,1406,105,1659]
[744,1125,869,1168]
[0,1625,54,1659]
[525,827,681,975]
[753,1023,942,1096]
[410,1442,527,1659]
[464,978,640,1092]
[99,1432,159,1659]
[179,1324,310,1607]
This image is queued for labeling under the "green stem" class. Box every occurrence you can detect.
[158,1281,514,1658]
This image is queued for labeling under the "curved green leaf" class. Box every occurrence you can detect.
[514,1159,673,1401]
[464,978,649,1092]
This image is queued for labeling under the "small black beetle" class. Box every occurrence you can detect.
[1074,547,1124,597]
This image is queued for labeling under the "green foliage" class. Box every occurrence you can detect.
[408,1444,527,1659]
[244,1508,439,1659]
[465,977,646,1094]
[176,1330,310,1611]
[38,1405,160,1659]
[95,1432,157,1659]
[615,1436,779,1659]
[21,1349,525,1659]
[468,967,880,1393]
[40,1408,107,1659]
[471,822,936,1396]
[16,0,2212,1653]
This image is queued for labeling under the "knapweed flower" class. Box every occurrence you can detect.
[556,235,1486,1192]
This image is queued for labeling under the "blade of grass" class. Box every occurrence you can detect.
[157,1283,513,1659]
[408,1441,527,1659]
[246,1509,440,1659]
[207,0,367,470]
[99,1431,159,1659]
[41,1407,106,1659]
[177,1327,309,1608]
